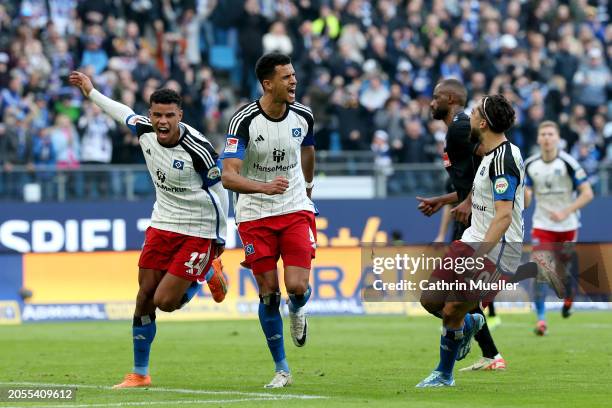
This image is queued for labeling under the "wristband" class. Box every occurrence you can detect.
[305,180,314,189]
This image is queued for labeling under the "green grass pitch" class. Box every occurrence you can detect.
[1,312,611,407]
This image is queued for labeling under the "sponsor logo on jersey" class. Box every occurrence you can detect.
[253,162,297,172]
[224,137,239,153]
[494,177,509,194]
[207,166,221,179]
[545,175,553,189]
[272,148,286,163]
[154,182,188,193]
[245,243,255,256]
[146,149,151,155]
[472,202,487,211]
[480,166,486,176]
[173,159,185,170]
[255,135,264,142]
[156,169,166,183]
[292,128,302,138]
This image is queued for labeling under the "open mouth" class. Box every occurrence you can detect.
[288,88,296,98]
[158,126,170,136]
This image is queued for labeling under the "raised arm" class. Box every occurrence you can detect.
[68,71,136,125]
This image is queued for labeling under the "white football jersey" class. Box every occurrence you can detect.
[222,101,316,223]
[127,114,228,242]
[525,150,587,232]
[462,141,525,272]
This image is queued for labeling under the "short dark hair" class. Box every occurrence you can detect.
[255,53,292,85]
[438,78,467,107]
[480,94,515,133]
[150,88,182,107]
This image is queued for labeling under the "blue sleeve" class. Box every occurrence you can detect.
[301,128,315,146]
[220,134,248,160]
[125,114,153,137]
[201,159,222,188]
[572,167,588,189]
[492,174,519,201]
[125,114,138,134]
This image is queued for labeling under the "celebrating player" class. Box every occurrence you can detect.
[417,94,524,387]
[69,71,229,388]
[221,53,316,388]
[525,121,593,336]
[416,79,506,372]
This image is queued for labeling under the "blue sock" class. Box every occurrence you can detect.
[132,314,156,376]
[180,281,201,307]
[258,293,289,373]
[288,285,311,312]
[535,283,547,321]
[462,313,474,335]
[204,267,214,281]
[435,326,463,375]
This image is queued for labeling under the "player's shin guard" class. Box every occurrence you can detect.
[436,326,463,375]
[288,285,311,312]
[259,293,289,373]
[132,314,156,376]
[472,308,499,359]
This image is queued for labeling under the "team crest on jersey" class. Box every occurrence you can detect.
[292,128,302,138]
[225,137,239,153]
[494,177,509,194]
[245,243,255,256]
[173,159,184,170]
[480,166,486,176]
[207,166,221,179]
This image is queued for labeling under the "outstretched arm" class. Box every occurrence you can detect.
[69,71,136,125]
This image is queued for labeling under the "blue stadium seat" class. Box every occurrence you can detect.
[209,45,237,71]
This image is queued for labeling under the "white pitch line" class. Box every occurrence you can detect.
[0,381,328,400]
[1,397,280,408]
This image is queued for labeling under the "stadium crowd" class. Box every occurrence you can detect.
[0,0,611,199]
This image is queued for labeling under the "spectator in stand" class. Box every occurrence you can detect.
[0,0,610,201]
[262,21,293,55]
[573,47,610,119]
[78,101,116,198]
[0,109,34,198]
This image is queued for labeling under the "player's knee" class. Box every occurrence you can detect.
[286,281,308,296]
[136,288,155,308]
[153,293,179,313]
[420,299,443,316]
[442,303,466,325]
[259,292,281,312]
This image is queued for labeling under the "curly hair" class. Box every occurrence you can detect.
[480,94,515,133]
[150,88,182,108]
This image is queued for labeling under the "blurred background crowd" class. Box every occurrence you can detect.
[0,0,611,199]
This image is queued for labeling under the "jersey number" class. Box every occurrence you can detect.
[184,251,210,276]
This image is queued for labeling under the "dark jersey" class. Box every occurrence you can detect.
[443,111,481,203]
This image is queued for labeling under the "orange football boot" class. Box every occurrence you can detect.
[112,373,151,389]
[207,258,227,303]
